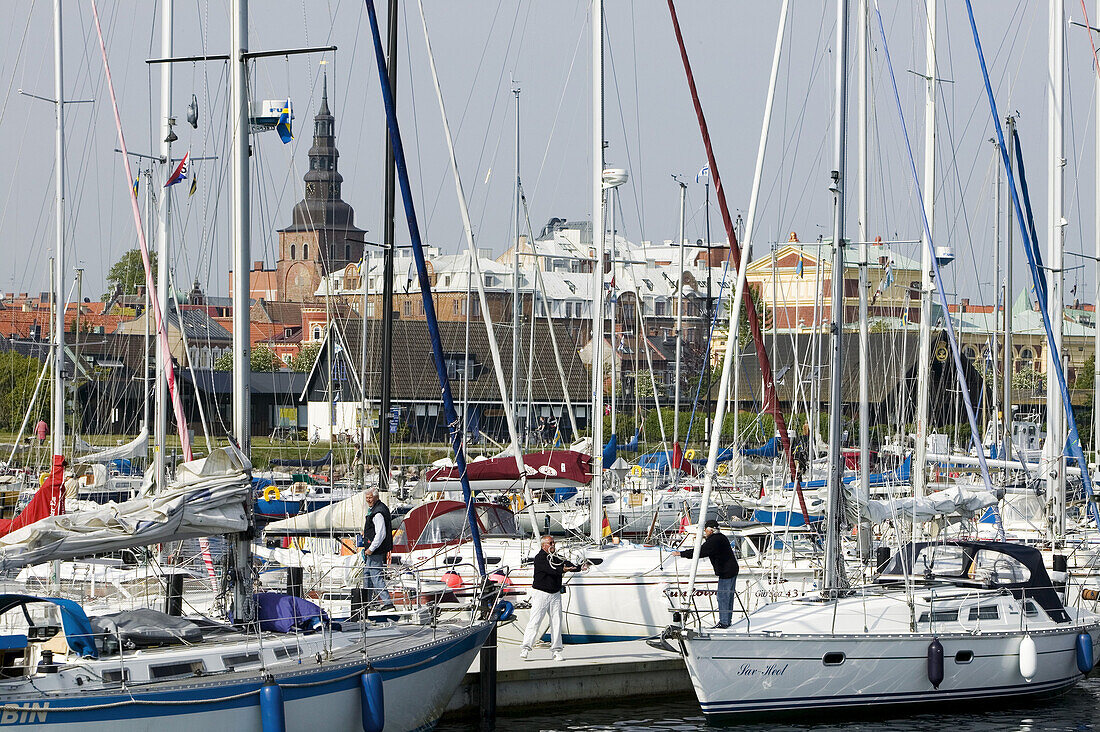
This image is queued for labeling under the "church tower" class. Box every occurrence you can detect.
[277,76,366,302]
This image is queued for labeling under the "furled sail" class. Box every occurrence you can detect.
[74,427,149,464]
[264,491,365,536]
[0,446,250,571]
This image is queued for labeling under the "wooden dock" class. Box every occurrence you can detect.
[443,634,694,720]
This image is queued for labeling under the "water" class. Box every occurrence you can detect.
[439,675,1100,731]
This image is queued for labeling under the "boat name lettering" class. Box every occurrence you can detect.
[666,589,715,598]
[736,663,788,678]
[0,704,48,725]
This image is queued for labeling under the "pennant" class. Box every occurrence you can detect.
[276,101,293,144]
[696,164,710,184]
[188,176,197,197]
[132,178,139,198]
[164,152,189,187]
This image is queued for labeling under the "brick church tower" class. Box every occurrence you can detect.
[277,76,366,302]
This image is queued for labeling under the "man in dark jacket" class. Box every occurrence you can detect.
[520,535,587,660]
[361,487,394,610]
[677,519,739,628]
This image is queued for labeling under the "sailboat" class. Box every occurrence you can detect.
[0,2,506,730]
[661,0,1100,720]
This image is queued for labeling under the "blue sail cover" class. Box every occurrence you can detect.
[637,450,671,471]
[603,434,618,466]
[741,437,781,458]
[625,429,639,452]
[784,456,912,490]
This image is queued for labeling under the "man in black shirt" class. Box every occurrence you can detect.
[361,487,394,610]
[677,519,739,628]
[520,535,587,660]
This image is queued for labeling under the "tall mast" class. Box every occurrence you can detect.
[231,0,250,454]
[51,0,66,460]
[1004,114,1016,461]
[673,180,686,454]
[608,184,617,441]
[377,0,398,493]
[155,0,173,486]
[1046,0,1066,540]
[991,140,1001,456]
[1094,2,1100,465]
[589,0,605,544]
[824,0,849,593]
[913,0,937,498]
[229,0,252,624]
[856,0,870,502]
[512,87,521,446]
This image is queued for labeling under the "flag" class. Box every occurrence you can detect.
[188,176,197,197]
[164,152,189,187]
[276,101,293,144]
[132,178,139,198]
[601,508,612,539]
[696,164,710,184]
[795,254,804,278]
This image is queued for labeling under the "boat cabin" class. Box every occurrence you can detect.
[875,541,1069,622]
[391,500,520,553]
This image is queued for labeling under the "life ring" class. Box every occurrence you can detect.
[631,465,643,476]
[717,463,728,475]
[685,449,696,460]
[934,343,949,363]
[262,485,282,502]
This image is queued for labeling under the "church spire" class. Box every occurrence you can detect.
[304,72,341,201]
[319,72,331,117]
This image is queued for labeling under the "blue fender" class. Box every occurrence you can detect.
[495,600,515,621]
[259,681,286,732]
[1077,632,1094,675]
[360,670,385,732]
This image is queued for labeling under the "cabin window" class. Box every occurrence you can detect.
[1024,601,1045,619]
[918,609,960,624]
[971,549,1030,584]
[967,605,999,621]
[222,652,261,670]
[149,660,205,679]
[954,650,974,664]
[102,668,129,683]
[822,652,846,666]
[273,646,300,659]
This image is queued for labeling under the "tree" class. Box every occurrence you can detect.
[213,346,282,372]
[102,249,156,302]
[291,342,323,373]
[0,352,48,431]
[1075,355,1094,392]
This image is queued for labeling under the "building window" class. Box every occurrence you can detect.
[844,279,859,297]
[403,301,412,317]
[366,301,376,317]
[303,244,309,259]
[290,244,296,259]
[311,325,323,341]
[345,245,351,260]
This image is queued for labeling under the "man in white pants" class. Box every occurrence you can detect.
[520,535,586,661]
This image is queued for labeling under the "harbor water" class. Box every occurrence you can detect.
[439,674,1100,731]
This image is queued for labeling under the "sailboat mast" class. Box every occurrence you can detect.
[824,0,849,593]
[609,186,617,441]
[513,87,522,446]
[1047,0,1066,540]
[51,0,66,460]
[1004,114,1016,461]
[856,0,870,503]
[991,140,1001,455]
[1095,1,1100,465]
[589,0,605,544]
[378,0,398,494]
[155,0,173,486]
[913,0,937,498]
[673,181,686,453]
[229,0,253,624]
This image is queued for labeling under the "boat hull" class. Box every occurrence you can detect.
[0,621,493,731]
[679,626,1100,720]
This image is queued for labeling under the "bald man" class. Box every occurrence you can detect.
[520,535,587,661]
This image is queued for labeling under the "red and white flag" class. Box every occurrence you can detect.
[164,152,189,187]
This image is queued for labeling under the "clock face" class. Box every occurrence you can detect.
[306,183,316,195]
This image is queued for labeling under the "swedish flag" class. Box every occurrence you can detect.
[132,178,139,198]
[276,101,293,144]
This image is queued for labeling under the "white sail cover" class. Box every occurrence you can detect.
[0,446,250,571]
[854,485,998,525]
[265,491,366,535]
[75,428,149,464]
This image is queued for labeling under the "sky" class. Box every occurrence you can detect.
[0,1,1097,310]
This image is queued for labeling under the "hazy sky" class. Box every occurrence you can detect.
[0,1,1096,308]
